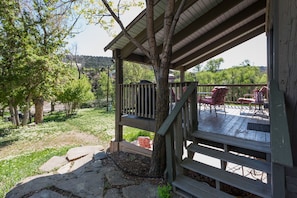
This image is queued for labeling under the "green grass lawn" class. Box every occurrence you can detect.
[0,147,70,197]
[0,108,115,197]
[0,107,155,197]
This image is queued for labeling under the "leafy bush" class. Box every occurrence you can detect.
[157,183,172,198]
[123,127,154,142]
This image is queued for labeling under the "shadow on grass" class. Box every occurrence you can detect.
[0,127,15,138]
[43,111,80,123]
[0,138,19,148]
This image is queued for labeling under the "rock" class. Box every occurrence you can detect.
[93,151,107,161]
[105,170,136,187]
[66,145,104,161]
[39,156,68,172]
[70,153,93,173]
[57,163,72,174]
[104,188,122,198]
[29,189,67,198]
[122,182,158,198]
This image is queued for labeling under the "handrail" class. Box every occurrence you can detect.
[157,83,197,136]
[270,80,293,167]
[157,82,197,183]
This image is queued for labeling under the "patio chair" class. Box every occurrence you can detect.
[237,86,268,114]
[198,86,229,116]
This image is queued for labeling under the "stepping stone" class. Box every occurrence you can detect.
[70,153,93,173]
[66,145,104,161]
[29,189,67,198]
[93,151,107,161]
[122,182,158,198]
[105,170,136,186]
[57,162,72,174]
[104,188,122,198]
[39,156,68,172]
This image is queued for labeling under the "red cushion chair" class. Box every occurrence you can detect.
[198,87,229,116]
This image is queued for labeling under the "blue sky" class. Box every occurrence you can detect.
[67,8,267,70]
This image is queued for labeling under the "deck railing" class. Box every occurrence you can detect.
[120,82,193,119]
[197,83,267,103]
[157,82,198,182]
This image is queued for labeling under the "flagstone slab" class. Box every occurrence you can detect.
[39,156,68,172]
[105,170,136,186]
[70,153,93,173]
[57,162,72,174]
[122,182,158,198]
[29,189,67,198]
[66,145,104,161]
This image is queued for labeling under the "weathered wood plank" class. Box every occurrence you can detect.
[181,158,271,198]
[193,130,271,154]
[187,143,271,174]
[172,175,234,198]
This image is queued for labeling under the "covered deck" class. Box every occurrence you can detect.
[199,105,270,143]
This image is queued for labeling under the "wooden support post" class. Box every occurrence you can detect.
[272,163,285,197]
[114,49,123,143]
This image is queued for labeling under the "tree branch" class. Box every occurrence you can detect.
[101,0,151,59]
[163,0,186,57]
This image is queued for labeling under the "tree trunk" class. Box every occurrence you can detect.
[50,101,55,112]
[149,65,170,177]
[22,95,32,125]
[8,103,16,125]
[13,105,20,126]
[34,97,44,124]
[147,0,182,177]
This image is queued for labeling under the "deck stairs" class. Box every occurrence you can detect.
[172,130,272,198]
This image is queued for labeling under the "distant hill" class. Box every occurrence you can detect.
[65,55,113,68]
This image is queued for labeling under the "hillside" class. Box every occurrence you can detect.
[65,55,113,68]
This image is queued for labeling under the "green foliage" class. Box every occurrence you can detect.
[97,70,114,101]
[0,0,80,125]
[123,127,154,142]
[203,57,224,72]
[123,61,155,83]
[157,183,172,198]
[0,147,70,198]
[58,75,95,115]
[196,66,266,85]
[65,55,113,68]
[78,0,144,36]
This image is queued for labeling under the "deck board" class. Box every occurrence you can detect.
[198,105,270,143]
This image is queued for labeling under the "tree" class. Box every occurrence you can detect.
[123,62,155,84]
[0,0,32,126]
[97,69,114,108]
[25,0,79,124]
[0,0,80,125]
[240,59,251,66]
[87,0,187,177]
[204,57,224,72]
[58,72,95,116]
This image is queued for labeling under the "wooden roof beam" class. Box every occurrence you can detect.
[171,0,266,63]
[178,25,265,70]
[120,0,198,59]
[172,15,266,68]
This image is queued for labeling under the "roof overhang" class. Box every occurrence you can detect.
[105,0,267,71]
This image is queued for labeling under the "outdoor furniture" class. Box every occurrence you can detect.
[198,86,229,116]
[237,86,268,115]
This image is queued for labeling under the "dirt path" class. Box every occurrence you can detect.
[0,131,104,160]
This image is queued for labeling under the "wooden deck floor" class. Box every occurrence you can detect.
[198,105,270,143]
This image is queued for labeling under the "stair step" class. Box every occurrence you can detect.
[192,130,271,154]
[187,143,271,174]
[172,175,234,198]
[181,158,271,198]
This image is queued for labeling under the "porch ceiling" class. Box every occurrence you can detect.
[104,0,267,71]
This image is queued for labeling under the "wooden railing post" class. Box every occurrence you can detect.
[114,49,123,143]
[157,83,197,184]
[165,126,175,183]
